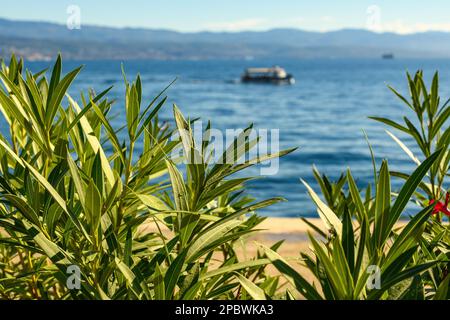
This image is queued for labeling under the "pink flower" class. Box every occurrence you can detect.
[430,192,450,217]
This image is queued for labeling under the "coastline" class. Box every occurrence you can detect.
[141,216,410,255]
[141,216,412,284]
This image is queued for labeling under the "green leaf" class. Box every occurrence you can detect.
[431,106,450,139]
[47,54,62,106]
[258,242,323,300]
[236,273,266,300]
[136,193,169,211]
[165,159,189,212]
[164,251,187,298]
[90,100,126,165]
[47,66,83,125]
[369,116,410,135]
[91,152,104,197]
[384,149,442,238]
[384,206,432,267]
[85,179,102,234]
[179,213,200,249]
[67,85,113,131]
[385,130,421,165]
[353,216,368,282]
[434,275,450,300]
[199,259,271,280]
[114,257,140,297]
[387,85,414,111]
[2,194,41,227]
[309,234,349,299]
[301,179,342,237]
[186,220,242,261]
[154,263,166,300]
[300,217,327,239]
[126,83,140,140]
[430,71,439,116]
[0,138,91,241]
[368,262,437,300]
[342,207,355,275]
[374,160,391,247]
[67,94,115,188]
[347,169,367,222]
[67,151,86,205]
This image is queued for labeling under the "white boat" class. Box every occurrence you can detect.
[241,66,295,84]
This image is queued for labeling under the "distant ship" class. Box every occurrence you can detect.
[241,66,295,84]
[382,53,394,59]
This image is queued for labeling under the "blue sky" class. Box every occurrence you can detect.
[2,0,450,33]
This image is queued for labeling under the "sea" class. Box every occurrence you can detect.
[7,58,450,217]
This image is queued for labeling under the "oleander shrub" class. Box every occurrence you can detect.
[371,71,450,298]
[263,71,449,300]
[0,55,294,299]
[0,55,448,301]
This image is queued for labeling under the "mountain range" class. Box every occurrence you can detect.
[1,17,450,60]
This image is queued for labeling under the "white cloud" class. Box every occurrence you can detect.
[204,18,268,32]
[203,16,450,34]
[373,20,450,34]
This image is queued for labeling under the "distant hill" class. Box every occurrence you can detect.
[1,17,450,60]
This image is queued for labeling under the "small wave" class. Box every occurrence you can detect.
[103,79,117,85]
[289,151,371,164]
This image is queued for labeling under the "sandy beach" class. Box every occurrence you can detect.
[243,217,321,258]
[236,217,320,286]
[141,217,326,285]
[142,217,323,258]
[141,216,412,286]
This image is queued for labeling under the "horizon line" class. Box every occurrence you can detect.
[2,16,450,36]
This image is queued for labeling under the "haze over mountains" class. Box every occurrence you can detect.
[1,17,449,60]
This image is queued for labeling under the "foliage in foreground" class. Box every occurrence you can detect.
[265,71,449,300]
[0,55,294,299]
[0,55,448,300]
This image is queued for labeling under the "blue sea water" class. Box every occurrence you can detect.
[7,58,450,217]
